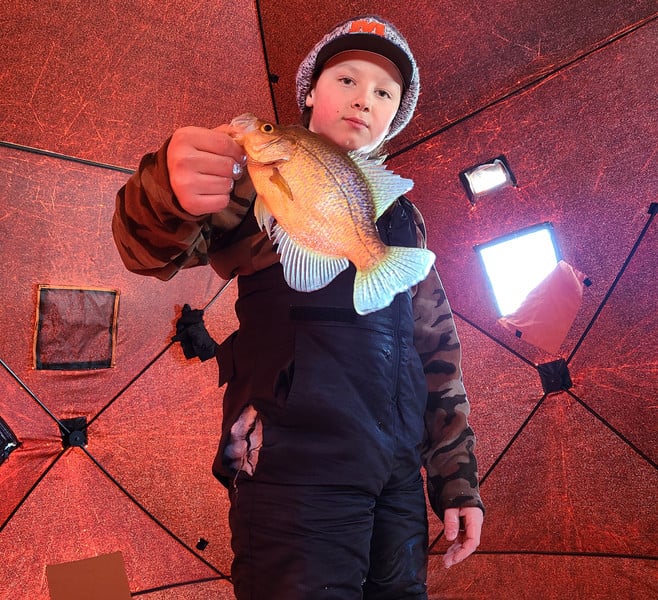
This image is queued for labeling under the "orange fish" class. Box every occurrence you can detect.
[228,113,435,315]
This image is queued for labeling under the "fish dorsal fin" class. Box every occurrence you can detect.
[348,152,414,220]
[254,195,275,236]
[271,223,349,292]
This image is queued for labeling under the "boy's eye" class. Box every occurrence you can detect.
[260,123,275,133]
[376,90,392,99]
[339,76,355,85]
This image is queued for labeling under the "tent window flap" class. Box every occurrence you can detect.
[34,285,119,371]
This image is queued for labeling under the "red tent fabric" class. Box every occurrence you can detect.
[1,1,656,598]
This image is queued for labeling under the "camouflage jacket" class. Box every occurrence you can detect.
[112,140,484,519]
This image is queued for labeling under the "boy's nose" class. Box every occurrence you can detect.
[351,97,371,111]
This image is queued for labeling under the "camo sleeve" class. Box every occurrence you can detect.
[410,204,484,520]
[112,139,252,281]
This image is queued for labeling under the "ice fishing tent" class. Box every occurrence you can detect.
[1,1,656,598]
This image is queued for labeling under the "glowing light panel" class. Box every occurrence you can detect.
[460,156,516,203]
[475,223,560,316]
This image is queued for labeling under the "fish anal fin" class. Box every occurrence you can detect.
[272,224,349,292]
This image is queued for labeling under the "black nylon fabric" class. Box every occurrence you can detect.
[212,198,428,493]
[228,474,428,600]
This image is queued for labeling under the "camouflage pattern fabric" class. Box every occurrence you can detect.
[410,203,483,517]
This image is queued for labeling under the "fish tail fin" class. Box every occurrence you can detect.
[353,247,436,315]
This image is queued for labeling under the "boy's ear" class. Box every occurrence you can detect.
[305,90,314,108]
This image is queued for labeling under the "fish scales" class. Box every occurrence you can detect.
[273,134,381,265]
[228,113,436,315]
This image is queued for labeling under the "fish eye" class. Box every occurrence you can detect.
[260,123,275,133]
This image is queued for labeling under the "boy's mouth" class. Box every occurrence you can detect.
[344,116,368,129]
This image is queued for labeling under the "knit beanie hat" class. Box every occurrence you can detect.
[296,15,420,140]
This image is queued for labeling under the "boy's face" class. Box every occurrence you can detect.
[305,50,403,153]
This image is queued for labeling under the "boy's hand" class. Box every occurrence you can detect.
[442,506,483,568]
[167,125,247,216]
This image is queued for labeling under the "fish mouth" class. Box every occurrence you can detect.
[228,113,259,143]
[230,113,259,131]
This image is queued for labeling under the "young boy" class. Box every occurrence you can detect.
[113,15,484,599]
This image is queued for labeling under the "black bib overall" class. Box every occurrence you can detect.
[214,198,429,599]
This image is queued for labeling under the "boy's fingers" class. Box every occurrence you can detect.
[442,507,483,568]
[442,508,461,541]
[443,540,473,568]
[213,124,248,164]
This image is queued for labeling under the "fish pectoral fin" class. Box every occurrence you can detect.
[349,153,414,220]
[272,223,349,292]
[270,167,294,201]
[254,196,275,236]
[352,246,436,315]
